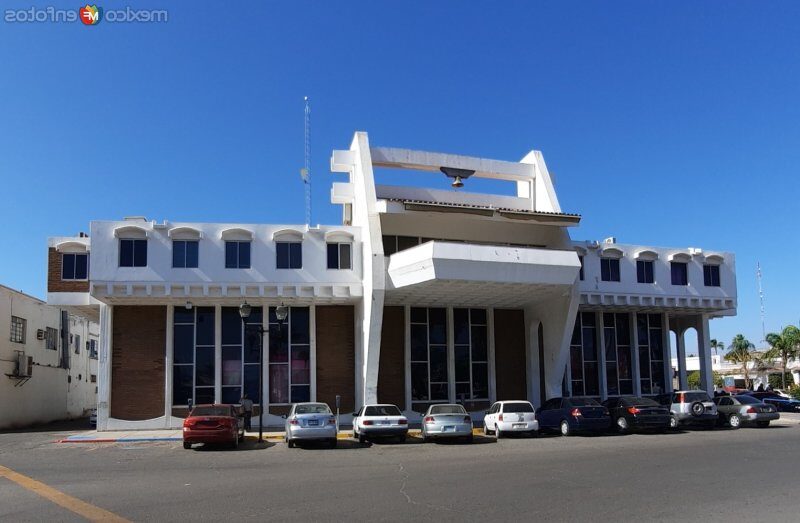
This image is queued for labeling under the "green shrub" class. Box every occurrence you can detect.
[789,386,800,400]
[768,372,795,390]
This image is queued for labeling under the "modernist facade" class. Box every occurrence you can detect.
[1,284,98,429]
[47,132,737,430]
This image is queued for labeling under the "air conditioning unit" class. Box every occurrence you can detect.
[15,353,33,378]
[36,329,45,340]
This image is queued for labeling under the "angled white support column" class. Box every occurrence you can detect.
[524,312,541,406]
[697,315,714,395]
[97,303,113,431]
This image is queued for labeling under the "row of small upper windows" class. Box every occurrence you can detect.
[578,257,721,287]
[98,239,352,271]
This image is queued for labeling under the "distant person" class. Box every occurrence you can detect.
[766,384,773,392]
[756,383,765,392]
[240,393,253,432]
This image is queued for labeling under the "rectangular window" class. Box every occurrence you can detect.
[453,308,488,401]
[276,242,302,269]
[61,253,89,280]
[570,312,599,396]
[604,313,633,396]
[637,313,665,395]
[173,306,216,406]
[10,316,26,343]
[671,262,688,285]
[703,264,720,287]
[221,306,262,405]
[225,241,251,269]
[74,334,81,354]
[578,256,584,281]
[45,327,58,350]
[636,260,654,284]
[410,307,449,411]
[600,258,620,282]
[89,339,98,359]
[269,307,310,404]
[326,243,352,270]
[172,240,199,268]
[119,239,147,267]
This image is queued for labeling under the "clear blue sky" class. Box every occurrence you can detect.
[1,1,798,350]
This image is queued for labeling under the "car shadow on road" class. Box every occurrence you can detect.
[192,440,276,452]
[290,439,372,450]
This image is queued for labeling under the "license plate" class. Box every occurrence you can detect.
[308,420,319,426]
[378,420,389,425]
[443,425,454,431]
[513,423,526,428]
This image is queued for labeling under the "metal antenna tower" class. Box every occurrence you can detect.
[301,96,312,226]
[757,262,766,343]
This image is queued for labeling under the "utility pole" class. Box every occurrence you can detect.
[301,96,312,226]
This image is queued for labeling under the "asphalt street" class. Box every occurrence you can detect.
[1,420,798,522]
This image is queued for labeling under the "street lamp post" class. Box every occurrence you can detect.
[239,301,288,443]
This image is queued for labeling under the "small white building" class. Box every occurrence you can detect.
[46,132,738,431]
[0,284,99,429]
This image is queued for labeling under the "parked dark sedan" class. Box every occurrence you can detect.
[537,397,610,436]
[738,392,800,413]
[602,396,671,433]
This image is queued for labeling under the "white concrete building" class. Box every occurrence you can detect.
[47,131,737,431]
[1,284,98,429]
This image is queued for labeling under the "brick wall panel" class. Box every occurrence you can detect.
[315,306,355,412]
[47,248,90,293]
[111,306,166,420]
[494,309,527,401]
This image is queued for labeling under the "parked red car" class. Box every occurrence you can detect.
[183,404,245,449]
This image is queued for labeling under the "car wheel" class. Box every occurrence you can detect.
[690,401,705,417]
[560,420,571,437]
[183,441,191,450]
[757,421,770,428]
[329,438,337,449]
[669,415,678,429]
[483,424,490,436]
[358,433,366,444]
[495,425,503,439]
[232,433,239,449]
[465,434,474,444]
[728,413,741,429]
[287,438,295,449]
[397,434,406,444]
[616,416,629,434]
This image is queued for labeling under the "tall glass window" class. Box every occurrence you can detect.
[453,308,488,401]
[636,260,654,284]
[604,313,633,396]
[410,307,448,410]
[173,307,215,406]
[220,307,262,405]
[62,253,89,279]
[268,307,310,404]
[173,240,199,268]
[671,262,688,285]
[570,312,599,396]
[600,258,620,282]
[637,313,666,395]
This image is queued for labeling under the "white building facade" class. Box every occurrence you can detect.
[1,284,98,429]
[47,131,737,431]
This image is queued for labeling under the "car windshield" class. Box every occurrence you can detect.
[623,397,659,407]
[430,405,466,415]
[190,406,232,417]
[682,392,711,403]
[295,404,330,414]
[736,395,760,405]
[569,398,601,407]
[503,402,534,413]
[365,405,402,416]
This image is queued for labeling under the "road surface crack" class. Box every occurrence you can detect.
[396,462,453,513]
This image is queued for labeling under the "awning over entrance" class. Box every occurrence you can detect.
[385,241,580,307]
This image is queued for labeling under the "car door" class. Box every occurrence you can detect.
[485,403,498,429]
[538,399,557,429]
[353,407,363,433]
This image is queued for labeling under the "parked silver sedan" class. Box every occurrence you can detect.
[285,402,338,448]
[713,395,780,428]
[421,404,473,443]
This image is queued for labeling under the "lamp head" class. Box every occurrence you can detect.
[238,302,252,320]
[439,167,474,189]
[275,303,289,322]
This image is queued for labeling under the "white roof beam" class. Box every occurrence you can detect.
[370,147,534,182]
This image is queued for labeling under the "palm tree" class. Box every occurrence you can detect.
[725,334,756,389]
[764,326,800,389]
[709,339,725,356]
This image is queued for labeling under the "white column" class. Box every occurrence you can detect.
[597,311,608,400]
[487,307,497,404]
[697,315,714,395]
[165,305,174,427]
[214,305,222,404]
[675,328,688,390]
[446,307,456,403]
[631,312,642,397]
[97,303,113,431]
[309,305,317,402]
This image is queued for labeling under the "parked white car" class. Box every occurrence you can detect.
[352,404,408,443]
[483,401,538,438]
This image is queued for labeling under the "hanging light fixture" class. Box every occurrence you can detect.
[439,167,474,189]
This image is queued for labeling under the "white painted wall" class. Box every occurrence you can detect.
[0,285,98,429]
